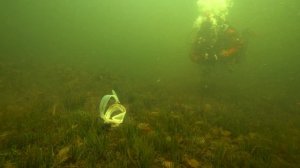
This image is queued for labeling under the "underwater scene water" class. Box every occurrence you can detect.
[0,0,299,167]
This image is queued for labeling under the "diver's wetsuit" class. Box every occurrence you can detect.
[191,19,245,65]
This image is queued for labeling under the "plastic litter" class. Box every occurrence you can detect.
[99,90,126,127]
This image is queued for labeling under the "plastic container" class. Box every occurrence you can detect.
[99,90,126,127]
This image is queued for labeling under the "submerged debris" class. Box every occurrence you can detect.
[55,146,71,165]
[137,122,153,133]
[184,157,201,168]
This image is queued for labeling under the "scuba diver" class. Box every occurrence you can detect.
[190,10,248,89]
[190,0,249,90]
[190,14,246,66]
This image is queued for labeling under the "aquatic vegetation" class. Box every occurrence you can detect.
[0,63,299,167]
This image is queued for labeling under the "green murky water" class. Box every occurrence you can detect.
[0,0,299,167]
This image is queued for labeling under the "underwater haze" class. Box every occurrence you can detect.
[0,0,299,167]
[0,0,196,78]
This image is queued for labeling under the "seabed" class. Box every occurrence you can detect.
[0,60,299,168]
